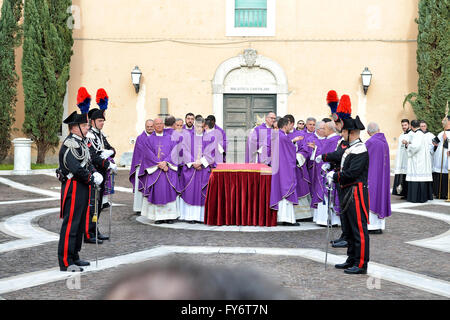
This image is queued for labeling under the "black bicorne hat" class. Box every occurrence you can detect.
[342,115,365,131]
[88,108,105,121]
[63,111,89,125]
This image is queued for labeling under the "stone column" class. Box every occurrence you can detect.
[12,138,33,175]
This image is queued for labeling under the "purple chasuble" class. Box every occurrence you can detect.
[182,124,194,131]
[179,133,216,206]
[270,130,298,210]
[213,125,227,163]
[202,128,225,165]
[163,128,174,136]
[366,133,392,218]
[287,130,303,140]
[292,131,311,198]
[138,132,179,205]
[245,123,273,164]
[303,133,327,208]
[129,131,148,191]
[317,134,342,212]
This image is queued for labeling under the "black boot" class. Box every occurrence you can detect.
[344,266,367,274]
[332,240,348,248]
[74,259,91,266]
[84,237,103,244]
[335,261,353,269]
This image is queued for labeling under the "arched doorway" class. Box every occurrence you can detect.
[212,49,288,162]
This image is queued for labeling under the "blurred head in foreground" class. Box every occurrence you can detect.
[102,258,291,300]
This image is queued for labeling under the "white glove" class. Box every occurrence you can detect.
[93,172,103,186]
[326,171,334,186]
[321,163,331,171]
[101,149,114,159]
[315,155,323,163]
[108,162,117,173]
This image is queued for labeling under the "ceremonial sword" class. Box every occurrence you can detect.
[325,176,334,270]
[108,172,116,240]
[321,163,335,270]
[93,185,99,268]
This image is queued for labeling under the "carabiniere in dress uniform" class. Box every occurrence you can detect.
[56,110,104,272]
[84,88,117,243]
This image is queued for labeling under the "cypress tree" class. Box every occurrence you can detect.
[404,0,450,134]
[0,0,23,162]
[22,0,73,164]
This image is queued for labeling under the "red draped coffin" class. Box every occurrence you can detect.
[204,164,277,226]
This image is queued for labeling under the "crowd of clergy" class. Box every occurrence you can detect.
[128,91,449,234]
[392,117,450,203]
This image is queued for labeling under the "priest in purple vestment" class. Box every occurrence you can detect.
[303,121,327,209]
[129,119,153,213]
[178,117,216,223]
[182,112,195,131]
[138,118,181,224]
[270,117,299,226]
[312,121,342,226]
[304,117,317,137]
[245,112,277,164]
[284,115,313,220]
[205,115,227,163]
[366,122,392,233]
[163,115,176,136]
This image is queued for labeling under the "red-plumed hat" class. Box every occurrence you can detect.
[336,94,351,120]
[96,88,109,110]
[77,87,91,114]
[327,90,339,114]
[326,90,339,103]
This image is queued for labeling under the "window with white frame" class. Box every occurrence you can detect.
[226,0,275,36]
[235,0,267,27]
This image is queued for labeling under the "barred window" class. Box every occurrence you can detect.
[235,0,267,28]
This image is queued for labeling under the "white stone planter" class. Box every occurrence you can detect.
[12,138,33,175]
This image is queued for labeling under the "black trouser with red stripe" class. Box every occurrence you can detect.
[58,179,90,269]
[341,183,370,269]
[336,186,350,241]
[85,179,105,239]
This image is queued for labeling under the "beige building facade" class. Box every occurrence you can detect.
[6,0,419,164]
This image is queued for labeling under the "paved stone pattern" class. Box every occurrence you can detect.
[1,172,449,299]
[2,253,445,300]
[0,184,39,203]
[4,174,61,192]
[0,200,60,220]
[0,233,16,244]
[35,208,450,281]
[413,205,450,215]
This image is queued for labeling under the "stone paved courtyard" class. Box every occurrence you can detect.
[0,170,449,300]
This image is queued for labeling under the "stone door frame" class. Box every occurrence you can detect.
[212,49,288,128]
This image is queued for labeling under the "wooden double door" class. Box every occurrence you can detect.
[223,94,276,163]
